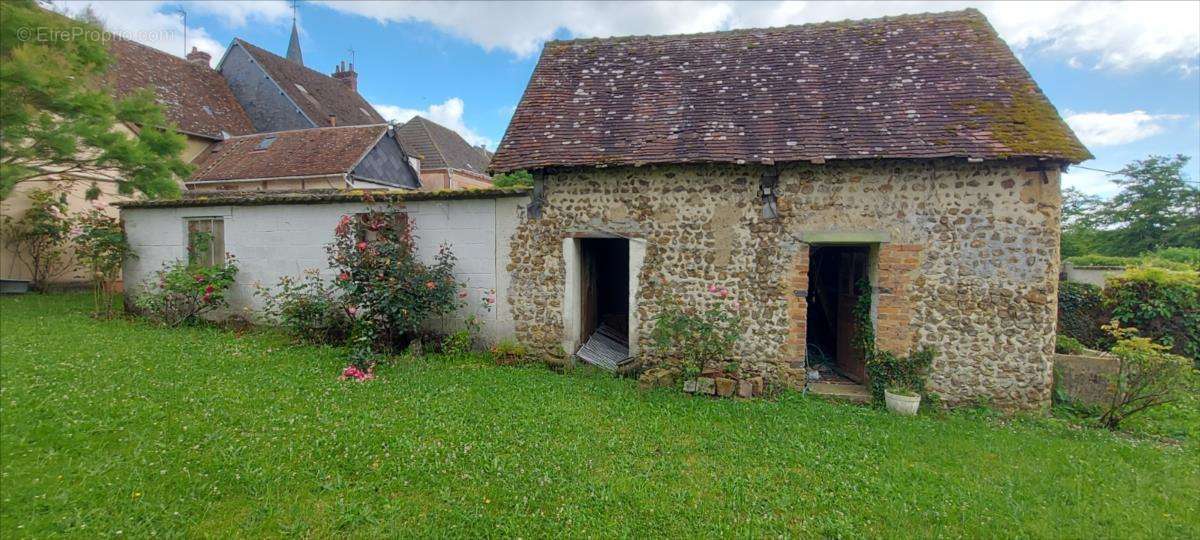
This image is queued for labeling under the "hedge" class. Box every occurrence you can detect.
[1104,268,1200,366]
[1057,281,1110,350]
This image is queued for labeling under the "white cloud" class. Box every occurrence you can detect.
[318,1,1200,73]
[374,98,494,149]
[1065,110,1186,147]
[1061,167,1120,197]
[50,1,293,66]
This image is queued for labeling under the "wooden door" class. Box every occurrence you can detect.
[835,251,868,382]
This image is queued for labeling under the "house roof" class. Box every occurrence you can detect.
[108,38,254,139]
[395,116,491,175]
[189,124,388,182]
[234,39,383,128]
[490,9,1090,173]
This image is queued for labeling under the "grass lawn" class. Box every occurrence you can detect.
[2,294,1198,537]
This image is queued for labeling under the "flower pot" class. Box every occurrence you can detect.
[884,389,921,416]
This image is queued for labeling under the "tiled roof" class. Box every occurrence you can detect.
[395,116,491,174]
[490,9,1090,172]
[108,38,254,139]
[189,125,387,182]
[235,39,383,128]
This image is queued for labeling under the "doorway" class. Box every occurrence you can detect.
[575,238,630,369]
[805,245,872,383]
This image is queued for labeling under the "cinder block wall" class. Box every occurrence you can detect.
[122,196,528,344]
[507,159,1061,410]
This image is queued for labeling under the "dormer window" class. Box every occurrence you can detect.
[359,107,373,119]
[201,105,214,116]
[256,136,277,150]
[294,83,308,93]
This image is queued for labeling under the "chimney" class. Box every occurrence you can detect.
[186,46,212,67]
[328,114,337,127]
[332,60,358,92]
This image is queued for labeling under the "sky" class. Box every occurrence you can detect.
[51,0,1200,197]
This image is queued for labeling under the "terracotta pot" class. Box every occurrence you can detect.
[884,389,921,416]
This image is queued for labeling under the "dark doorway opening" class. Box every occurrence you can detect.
[805,245,871,383]
[576,238,630,370]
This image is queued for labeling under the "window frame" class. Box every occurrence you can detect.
[185,217,226,267]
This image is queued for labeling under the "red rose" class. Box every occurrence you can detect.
[338,272,350,281]
[356,241,368,251]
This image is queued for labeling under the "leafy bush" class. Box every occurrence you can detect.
[650,285,744,379]
[0,189,72,290]
[136,256,238,326]
[1104,267,1200,365]
[1097,322,1192,430]
[1055,335,1085,355]
[1056,281,1111,350]
[866,347,935,404]
[255,270,351,345]
[70,203,132,317]
[328,202,461,366]
[491,170,533,188]
[1151,247,1200,269]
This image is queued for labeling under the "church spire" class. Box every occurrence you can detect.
[286,1,303,66]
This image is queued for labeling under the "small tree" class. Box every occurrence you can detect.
[1098,322,1191,430]
[0,188,72,289]
[1,0,190,199]
[71,202,132,317]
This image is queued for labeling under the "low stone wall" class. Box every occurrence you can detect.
[121,190,529,344]
[1053,353,1118,406]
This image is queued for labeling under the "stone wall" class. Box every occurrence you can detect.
[507,159,1061,409]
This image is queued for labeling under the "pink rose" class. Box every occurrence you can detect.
[731,300,741,311]
[338,272,350,281]
[356,241,368,251]
[425,281,436,290]
[346,306,358,317]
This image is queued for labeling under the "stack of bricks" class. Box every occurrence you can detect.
[874,244,921,355]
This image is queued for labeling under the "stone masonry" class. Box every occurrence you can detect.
[507,158,1061,410]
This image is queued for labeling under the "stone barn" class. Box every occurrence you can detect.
[489,10,1091,409]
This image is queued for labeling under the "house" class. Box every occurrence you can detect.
[186,124,420,191]
[0,37,255,287]
[488,9,1091,409]
[395,116,494,190]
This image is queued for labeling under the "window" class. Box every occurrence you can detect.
[186,218,225,267]
[355,212,407,243]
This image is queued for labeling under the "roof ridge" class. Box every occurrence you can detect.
[220,123,388,140]
[543,8,982,46]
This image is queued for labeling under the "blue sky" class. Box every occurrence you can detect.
[54,1,1200,197]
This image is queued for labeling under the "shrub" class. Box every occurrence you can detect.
[255,270,351,345]
[1098,322,1192,430]
[136,256,238,326]
[490,339,530,366]
[491,170,533,188]
[1104,267,1200,365]
[328,202,461,366]
[0,189,72,290]
[1055,335,1084,355]
[70,204,132,318]
[1066,249,1198,272]
[1148,247,1200,270]
[650,285,744,379]
[866,347,935,405]
[1057,281,1111,350]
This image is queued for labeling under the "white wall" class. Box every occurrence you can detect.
[122,196,528,344]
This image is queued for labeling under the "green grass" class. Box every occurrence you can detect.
[2,294,1198,538]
